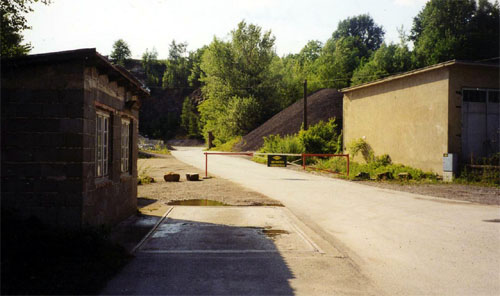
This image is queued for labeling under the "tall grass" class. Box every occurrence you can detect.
[259,134,303,154]
[210,136,242,152]
[314,154,437,181]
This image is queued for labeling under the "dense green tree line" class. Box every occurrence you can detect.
[1,0,50,57]
[3,0,498,143]
[195,0,498,145]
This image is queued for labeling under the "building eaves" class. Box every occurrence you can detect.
[341,59,499,93]
[1,48,150,97]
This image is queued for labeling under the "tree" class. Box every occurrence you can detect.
[411,0,499,66]
[467,0,500,60]
[180,97,201,138]
[352,42,412,85]
[110,39,131,66]
[308,15,385,89]
[162,40,190,88]
[141,47,164,87]
[198,21,280,144]
[187,46,208,89]
[332,14,385,52]
[270,54,306,109]
[315,36,369,88]
[1,0,50,57]
[298,40,323,65]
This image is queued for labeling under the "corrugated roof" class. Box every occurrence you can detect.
[341,60,499,93]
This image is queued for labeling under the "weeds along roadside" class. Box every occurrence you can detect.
[248,120,499,186]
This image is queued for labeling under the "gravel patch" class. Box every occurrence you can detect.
[356,181,500,205]
[138,155,282,206]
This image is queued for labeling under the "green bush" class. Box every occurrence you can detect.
[455,153,500,186]
[298,119,342,154]
[258,119,342,155]
[255,119,342,165]
[315,156,347,173]
[314,151,436,181]
[347,138,374,162]
[210,136,242,152]
[455,166,499,186]
[138,165,154,185]
[259,134,303,154]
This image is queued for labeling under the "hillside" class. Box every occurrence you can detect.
[122,59,194,140]
[236,88,343,151]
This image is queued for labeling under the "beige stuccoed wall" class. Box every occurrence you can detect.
[343,67,450,174]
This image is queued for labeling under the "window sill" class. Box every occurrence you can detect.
[120,173,133,182]
[95,178,112,189]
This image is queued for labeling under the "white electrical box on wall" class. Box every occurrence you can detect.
[443,153,457,182]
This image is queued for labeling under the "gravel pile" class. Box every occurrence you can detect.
[236,88,343,151]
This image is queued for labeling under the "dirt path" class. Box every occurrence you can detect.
[138,155,282,206]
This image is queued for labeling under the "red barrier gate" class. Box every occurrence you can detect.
[204,152,254,178]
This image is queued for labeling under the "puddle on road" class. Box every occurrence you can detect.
[167,199,230,206]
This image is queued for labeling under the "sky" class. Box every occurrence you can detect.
[24,0,431,59]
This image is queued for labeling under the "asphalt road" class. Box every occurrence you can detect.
[172,147,500,296]
[103,206,375,295]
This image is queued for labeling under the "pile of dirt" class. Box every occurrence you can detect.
[236,88,343,151]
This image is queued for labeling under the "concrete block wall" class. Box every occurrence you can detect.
[1,61,85,227]
[81,66,138,226]
[2,54,143,228]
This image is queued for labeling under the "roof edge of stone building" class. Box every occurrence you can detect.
[1,48,150,96]
[341,59,500,93]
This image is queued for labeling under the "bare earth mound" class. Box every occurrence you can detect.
[236,88,343,151]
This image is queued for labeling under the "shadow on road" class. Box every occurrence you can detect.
[101,216,296,295]
[137,197,158,208]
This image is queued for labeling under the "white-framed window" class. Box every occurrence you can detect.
[121,118,130,173]
[96,111,110,178]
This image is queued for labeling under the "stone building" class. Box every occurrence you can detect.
[342,60,499,176]
[1,49,149,228]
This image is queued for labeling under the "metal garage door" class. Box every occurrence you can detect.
[461,88,500,163]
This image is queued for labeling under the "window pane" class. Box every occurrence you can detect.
[463,90,486,102]
[121,121,130,173]
[489,90,499,103]
[96,112,111,177]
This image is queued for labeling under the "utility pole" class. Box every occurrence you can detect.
[303,79,308,130]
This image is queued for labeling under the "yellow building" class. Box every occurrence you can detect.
[342,60,499,175]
